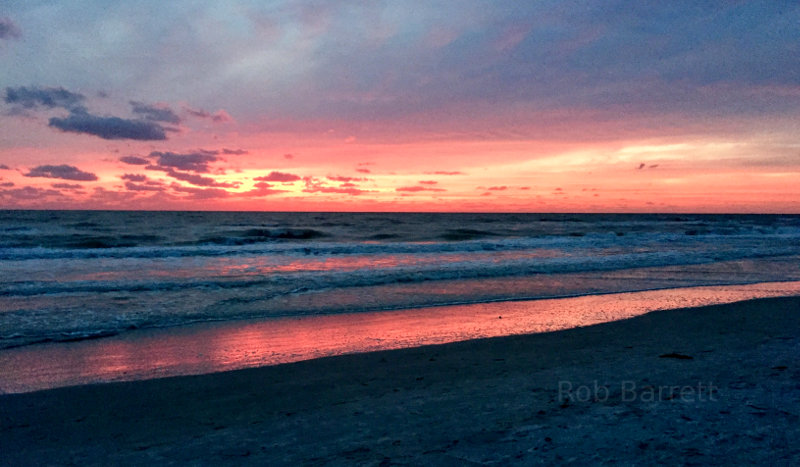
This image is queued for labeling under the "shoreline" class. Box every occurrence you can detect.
[2,295,799,464]
[3,281,800,394]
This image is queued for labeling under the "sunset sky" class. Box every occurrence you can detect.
[1,1,798,212]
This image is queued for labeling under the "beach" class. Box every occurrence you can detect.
[2,295,798,465]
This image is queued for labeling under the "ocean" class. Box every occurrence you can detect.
[2,211,800,350]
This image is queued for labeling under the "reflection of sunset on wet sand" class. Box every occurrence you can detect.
[3,282,799,394]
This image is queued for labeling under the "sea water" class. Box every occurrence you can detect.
[2,211,800,349]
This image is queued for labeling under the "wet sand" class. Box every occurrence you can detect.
[3,282,800,394]
[2,295,799,465]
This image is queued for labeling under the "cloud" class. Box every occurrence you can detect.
[130,101,181,124]
[159,167,238,188]
[488,186,507,191]
[0,17,21,40]
[119,156,150,165]
[51,183,83,190]
[120,173,147,182]
[303,185,368,195]
[222,148,248,155]
[327,175,367,182]
[284,154,294,159]
[303,177,370,195]
[125,181,165,192]
[4,86,172,140]
[418,180,438,185]
[255,171,301,182]
[4,86,85,111]
[243,181,286,197]
[0,164,10,170]
[184,106,232,123]
[121,174,165,192]
[395,186,446,192]
[356,168,371,174]
[0,186,63,200]
[49,109,168,140]
[170,183,230,199]
[0,182,14,187]
[25,164,98,181]
[148,151,219,172]
[144,150,244,187]
[427,171,464,175]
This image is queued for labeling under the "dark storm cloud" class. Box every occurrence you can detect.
[148,151,219,173]
[0,17,21,39]
[49,109,168,140]
[119,156,150,165]
[24,164,98,181]
[130,101,181,124]
[4,86,85,111]
[254,171,301,182]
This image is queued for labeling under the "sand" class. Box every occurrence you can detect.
[1,296,799,465]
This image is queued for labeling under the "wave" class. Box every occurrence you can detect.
[439,228,501,241]
[197,228,328,245]
[3,226,799,261]
[3,241,799,298]
[5,278,800,350]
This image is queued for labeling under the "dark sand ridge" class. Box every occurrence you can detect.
[2,296,799,465]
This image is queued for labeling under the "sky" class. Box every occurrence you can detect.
[1,1,799,212]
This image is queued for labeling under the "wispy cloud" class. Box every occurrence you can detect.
[254,171,301,182]
[396,186,446,192]
[130,101,181,124]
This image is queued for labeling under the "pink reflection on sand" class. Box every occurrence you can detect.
[1,282,799,394]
